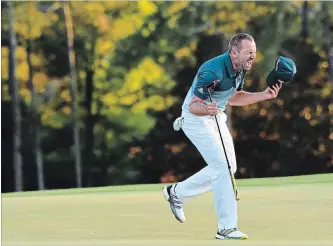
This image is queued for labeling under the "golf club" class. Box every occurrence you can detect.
[206,81,240,201]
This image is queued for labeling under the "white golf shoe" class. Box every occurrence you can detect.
[215,228,248,240]
[162,184,186,223]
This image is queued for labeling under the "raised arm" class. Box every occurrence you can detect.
[228,83,282,106]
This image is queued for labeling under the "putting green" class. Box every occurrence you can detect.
[2,174,333,245]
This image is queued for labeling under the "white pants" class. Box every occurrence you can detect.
[174,112,238,230]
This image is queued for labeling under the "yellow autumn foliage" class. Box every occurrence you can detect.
[60,90,71,103]
[165,96,175,108]
[14,2,55,40]
[1,45,53,104]
[138,1,158,16]
[2,46,28,81]
[132,100,149,113]
[209,2,271,35]
[175,47,192,59]
[102,57,175,114]
[1,47,9,80]
[40,105,65,129]
[62,106,71,115]
[167,1,190,15]
[110,15,144,41]
[33,73,48,93]
[147,95,165,111]
[102,93,118,106]
[120,94,138,106]
[120,57,165,95]
[95,38,114,56]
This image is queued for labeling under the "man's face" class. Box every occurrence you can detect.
[232,39,256,71]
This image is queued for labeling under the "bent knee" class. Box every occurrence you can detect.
[208,156,236,176]
[207,164,229,180]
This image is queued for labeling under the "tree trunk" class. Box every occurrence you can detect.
[27,36,45,190]
[8,1,23,191]
[301,1,309,40]
[63,2,82,188]
[321,2,333,83]
[35,124,45,189]
[84,69,94,187]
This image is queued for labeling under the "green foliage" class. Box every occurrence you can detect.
[1,1,332,191]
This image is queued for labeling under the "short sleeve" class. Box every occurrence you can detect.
[193,70,219,100]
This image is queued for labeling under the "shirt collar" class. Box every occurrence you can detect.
[225,54,241,78]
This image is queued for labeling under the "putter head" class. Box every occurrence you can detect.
[236,190,240,201]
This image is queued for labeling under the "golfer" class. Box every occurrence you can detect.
[163,33,295,240]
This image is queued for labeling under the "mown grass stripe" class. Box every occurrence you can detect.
[2,173,332,198]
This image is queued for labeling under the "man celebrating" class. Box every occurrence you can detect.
[162,33,295,240]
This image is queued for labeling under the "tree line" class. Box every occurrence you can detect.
[1,1,332,192]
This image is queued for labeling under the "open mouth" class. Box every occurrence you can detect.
[245,60,252,68]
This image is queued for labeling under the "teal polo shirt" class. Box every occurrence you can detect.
[182,53,246,114]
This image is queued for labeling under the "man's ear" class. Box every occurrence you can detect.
[230,47,238,58]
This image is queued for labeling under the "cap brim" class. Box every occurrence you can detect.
[266,70,281,88]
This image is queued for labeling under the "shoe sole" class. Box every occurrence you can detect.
[215,234,248,240]
[162,185,185,223]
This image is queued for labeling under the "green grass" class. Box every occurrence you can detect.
[2,174,333,245]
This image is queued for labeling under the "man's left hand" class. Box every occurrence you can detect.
[262,81,283,100]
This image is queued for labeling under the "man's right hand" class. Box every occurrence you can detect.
[189,96,219,116]
[207,101,218,116]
